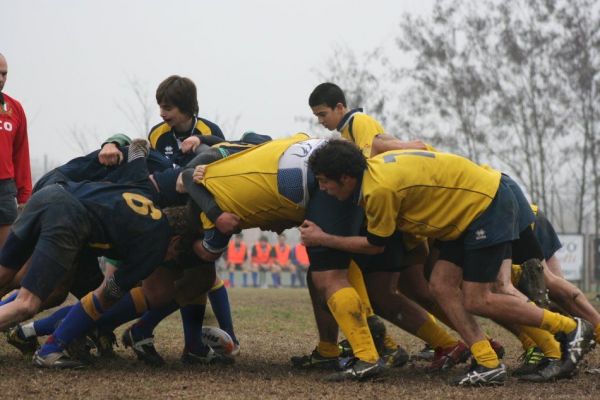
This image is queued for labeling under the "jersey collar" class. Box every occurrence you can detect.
[336,108,364,132]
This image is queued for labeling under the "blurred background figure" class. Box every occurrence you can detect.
[251,236,272,288]
[225,233,249,288]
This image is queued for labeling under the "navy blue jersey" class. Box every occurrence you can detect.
[148,117,225,166]
[34,148,173,193]
[63,177,171,277]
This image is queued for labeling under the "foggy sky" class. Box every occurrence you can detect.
[3,0,434,172]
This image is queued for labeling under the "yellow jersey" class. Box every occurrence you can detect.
[199,133,310,230]
[362,150,501,241]
[338,111,384,157]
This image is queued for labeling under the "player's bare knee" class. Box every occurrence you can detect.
[428,279,448,300]
[14,295,41,319]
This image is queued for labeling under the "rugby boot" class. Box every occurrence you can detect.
[512,346,545,377]
[88,328,117,358]
[381,346,409,368]
[291,348,340,370]
[229,340,241,357]
[65,335,95,364]
[325,358,385,382]
[560,317,594,365]
[122,326,165,366]
[413,343,435,361]
[6,325,39,360]
[452,361,507,386]
[181,345,235,365]
[426,341,470,371]
[518,357,564,382]
[33,349,86,369]
[367,315,387,354]
[337,339,353,358]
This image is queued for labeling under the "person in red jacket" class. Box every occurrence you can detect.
[251,235,272,288]
[0,53,32,248]
[225,233,248,287]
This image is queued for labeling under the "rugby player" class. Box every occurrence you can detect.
[301,140,595,386]
[98,76,241,361]
[184,135,467,380]
[305,83,468,371]
[0,140,173,367]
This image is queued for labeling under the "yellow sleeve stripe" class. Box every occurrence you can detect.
[148,124,171,149]
[195,119,213,135]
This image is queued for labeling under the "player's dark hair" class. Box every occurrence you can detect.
[309,82,347,108]
[156,75,199,117]
[309,139,366,181]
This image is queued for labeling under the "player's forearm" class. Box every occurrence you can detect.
[370,134,429,157]
[318,233,384,255]
[181,168,223,222]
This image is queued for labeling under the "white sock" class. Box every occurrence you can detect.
[20,322,36,338]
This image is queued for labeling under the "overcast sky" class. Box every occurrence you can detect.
[3,0,435,170]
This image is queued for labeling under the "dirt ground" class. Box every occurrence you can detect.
[1,288,599,399]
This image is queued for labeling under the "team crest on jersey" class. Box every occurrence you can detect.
[164,146,173,156]
[0,103,10,115]
[475,229,487,241]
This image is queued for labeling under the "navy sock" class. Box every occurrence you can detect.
[208,285,237,343]
[97,292,142,332]
[0,291,18,306]
[252,272,258,287]
[33,305,73,336]
[132,300,179,339]
[39,296,102,356]
[229,272,235,287]
[242,273,248,287]
[180,303,206,353]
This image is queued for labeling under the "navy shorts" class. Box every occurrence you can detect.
[0,179,18,225]
[502,174,535,231]
[305,189,363,271]
[534,210,562,260]
[353,231,405,273]
[69,250,105,299]
[436,239,512,283]
[463,175,520,250]
[512,226,544,264]
[436,176,519,283]
[8,185,92,299]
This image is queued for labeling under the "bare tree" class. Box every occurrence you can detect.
[554,0,600,235]
[67,124,100,155]
[115,76,154,138]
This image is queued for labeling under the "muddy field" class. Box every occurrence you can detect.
[0,288,599,399]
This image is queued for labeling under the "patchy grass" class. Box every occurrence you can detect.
[1,289,599,399]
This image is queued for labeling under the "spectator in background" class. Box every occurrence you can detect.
[291,242,309,288]
[225,233,248,288]
[0,53,31,248]
[271,233,292,288]
[251,236,272,288]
